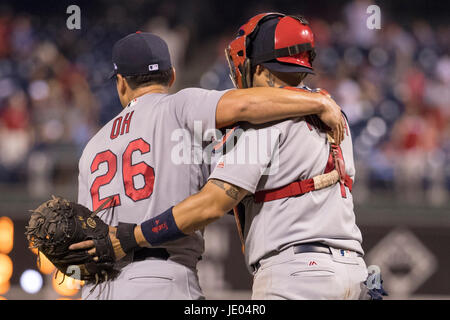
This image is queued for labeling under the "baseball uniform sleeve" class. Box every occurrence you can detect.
[77,155,90,209]
[173,88,230,136]
[209,125,282,194]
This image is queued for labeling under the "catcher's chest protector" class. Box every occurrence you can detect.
[255,87,353,202]
[253,139,353,202]
[233,137,353,253]
[232,87,352,252]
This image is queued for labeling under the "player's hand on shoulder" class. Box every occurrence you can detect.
[317,92,345,145]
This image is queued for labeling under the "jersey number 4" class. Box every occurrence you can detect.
[90,138,155,211]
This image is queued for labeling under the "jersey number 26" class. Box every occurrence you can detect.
[90,138,155,211]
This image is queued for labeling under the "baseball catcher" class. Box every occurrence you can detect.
[25,195,123,284]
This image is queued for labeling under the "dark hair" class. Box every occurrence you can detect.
[275,71,309,87]
[253,65,309,87]
[123,68,174,89]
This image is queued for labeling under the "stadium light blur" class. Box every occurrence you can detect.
[29,243,38,255]
[20,269,43,294]
[0,217,14,254]
[0,254,13,284]
[52,270,81,296]
[0,281,10,295]
[37,251,55,275]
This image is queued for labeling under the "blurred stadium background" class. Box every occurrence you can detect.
[0,0,449,300]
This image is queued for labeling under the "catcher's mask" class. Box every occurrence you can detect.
[225,12,316,88]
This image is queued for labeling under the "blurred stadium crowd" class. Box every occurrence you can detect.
[0,0,449,205]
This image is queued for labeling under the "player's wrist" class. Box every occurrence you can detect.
[116,222,139,253]
[140,206,186,246]
[134,225,150,247]
[316,94,328,115]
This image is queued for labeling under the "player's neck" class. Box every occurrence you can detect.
[127,85,169,104]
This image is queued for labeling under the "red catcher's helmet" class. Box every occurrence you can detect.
[225,12,316,88]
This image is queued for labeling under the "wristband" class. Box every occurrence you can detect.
[140,206,186,246]
[116,222,138,253]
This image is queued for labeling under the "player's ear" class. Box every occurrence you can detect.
[168,67,176,88]
[116,74,130,108]
[254,64,265,76]
[116,74,127,95]
[252,65,267,87]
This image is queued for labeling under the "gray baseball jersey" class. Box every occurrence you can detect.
[209,116,364,270]
[78,88,226,269]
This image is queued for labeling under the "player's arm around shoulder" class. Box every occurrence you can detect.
[69,178,248,258]
[133,179,248,248]
[175,179,248,233]
[216,87,345,144]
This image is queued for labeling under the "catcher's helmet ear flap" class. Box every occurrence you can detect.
[273,16,315,69]
[225,12,316,88]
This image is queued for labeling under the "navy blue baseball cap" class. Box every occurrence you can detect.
[109,32,172,79]
[249,17,315,74]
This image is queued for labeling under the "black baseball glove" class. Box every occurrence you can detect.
[26,195,119,284]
